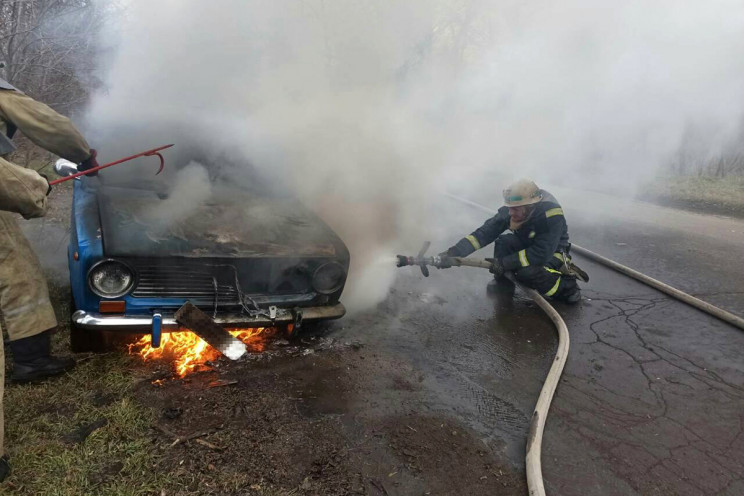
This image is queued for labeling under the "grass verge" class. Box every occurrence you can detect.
[639,175,744,218]
[3,282,178,495]
[4,349,178,496]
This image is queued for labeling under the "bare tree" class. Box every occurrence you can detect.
[668,121,744,178]
[0,0,113,167]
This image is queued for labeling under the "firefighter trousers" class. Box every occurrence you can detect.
[0,212,59,455]
[0,211,57,341]
[494,233,578,300]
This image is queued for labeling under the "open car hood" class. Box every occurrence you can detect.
[98,186,341,258]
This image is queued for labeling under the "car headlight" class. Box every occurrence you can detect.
[312,262,346,295]
[88,259,135,298]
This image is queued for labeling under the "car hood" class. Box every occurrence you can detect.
[98,185,343,258]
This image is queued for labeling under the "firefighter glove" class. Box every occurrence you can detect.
[437,252,454,269]
[79,149,99,175]
[486,258,504,278]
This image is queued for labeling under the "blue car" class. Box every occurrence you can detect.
[55,160,349,351]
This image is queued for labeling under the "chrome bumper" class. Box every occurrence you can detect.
[72,303,345,332]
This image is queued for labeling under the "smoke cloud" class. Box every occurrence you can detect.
[85,0,744,311]
[137,161,212,232]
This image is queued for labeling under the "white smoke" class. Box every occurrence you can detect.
[86,0,744,311]
[138,161,212,230]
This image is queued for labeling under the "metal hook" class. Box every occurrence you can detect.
[144,151,166,175]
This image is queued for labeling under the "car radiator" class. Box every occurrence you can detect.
[131,264,241,303]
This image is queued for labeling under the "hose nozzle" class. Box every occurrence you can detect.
[396,255,415,268]
[395,241,438,277]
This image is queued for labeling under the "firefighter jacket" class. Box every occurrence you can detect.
[0,157,49,218]
[1,83,93,344]
[0,87,92,218]
[0,88,91,163]
[449,190,570,271]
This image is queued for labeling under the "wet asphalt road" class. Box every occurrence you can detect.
[550,194,744,496]
[431,189,744,495]
[21,191,744,495]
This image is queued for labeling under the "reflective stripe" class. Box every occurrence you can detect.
[545,276,561,297]
[528,231,536,239]
[545,207,564,218]
[545,267,562,275]
[466,235,481,250]
[518,249,529,267]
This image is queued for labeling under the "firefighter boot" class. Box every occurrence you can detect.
[558,278,582,304]
[0,455,9,483]
[487,276,515,296]
[10,329,76,383]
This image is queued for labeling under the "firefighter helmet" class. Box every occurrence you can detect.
[503,179,542,207]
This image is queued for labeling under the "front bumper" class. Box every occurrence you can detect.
[72,303,346,333]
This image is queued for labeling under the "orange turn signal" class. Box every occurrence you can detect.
[73,251,79,261]
[99,300,126,313]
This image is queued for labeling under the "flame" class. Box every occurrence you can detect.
[129,327,288,377]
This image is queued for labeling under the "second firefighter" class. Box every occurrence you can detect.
[440,179,587,303]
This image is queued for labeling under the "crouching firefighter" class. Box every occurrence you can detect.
[440,179,588,304]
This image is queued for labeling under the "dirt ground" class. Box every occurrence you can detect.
[134,345,523,495]
[5,273,525,496]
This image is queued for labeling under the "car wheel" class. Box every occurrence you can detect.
[69,298,106,353]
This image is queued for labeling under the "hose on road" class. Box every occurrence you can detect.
[444,191,744,495]
[446,261,568,496]
[515,281,569,496]
[443,193,572,495]
[570,244,744,331]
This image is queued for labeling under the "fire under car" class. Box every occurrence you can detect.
[55,156,349,352]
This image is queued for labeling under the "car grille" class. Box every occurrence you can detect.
[127,259,322,307]
[131,265,241,304]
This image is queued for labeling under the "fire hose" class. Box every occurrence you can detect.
[396,243,566,496]
[569,245,744,331]
[399,193,744,495]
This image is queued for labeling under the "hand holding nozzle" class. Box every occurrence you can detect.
[395,241,470,277]
[397,242,502,276]
[436,252,454,268]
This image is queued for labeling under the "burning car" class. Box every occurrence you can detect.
[56,156,349,352]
